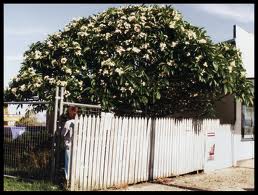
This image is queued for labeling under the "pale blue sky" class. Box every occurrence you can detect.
[4,4,254,88]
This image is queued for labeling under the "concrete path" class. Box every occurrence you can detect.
[108,182,191,191]
[236,159,254,168]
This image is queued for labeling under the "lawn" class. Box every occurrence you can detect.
[4,177,62,191]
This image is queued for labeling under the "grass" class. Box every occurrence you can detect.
[4,177,63,191]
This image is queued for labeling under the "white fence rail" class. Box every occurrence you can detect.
[67,114,233,191]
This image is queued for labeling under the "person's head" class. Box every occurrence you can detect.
[67,106,78,119]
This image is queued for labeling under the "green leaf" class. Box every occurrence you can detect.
[156,91,161,100]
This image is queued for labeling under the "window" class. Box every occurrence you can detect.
[241,79,254,140]
[241,105,254,140]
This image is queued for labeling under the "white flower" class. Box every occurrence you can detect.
[240,71,246,77]
[198,39,207,44]
[128,16,136,22]
[57,80,67,86]
[61,57,67,64]
[124,22,131,29]
[203,62,208,67]
[196,55,202,62]
[77,31,89,37]
[187,30,197,39]
[72,17,83,22]
[64,26,70,32]
[116,46,126,55]
[171,42,178,48]
[180,26,185,32]
[187,52,191,57]
[103,69,109,75]
[78,81,83,86]
[34,50,42,60]
[34,83,42,88]
[51,59,58,66]
[228,66,232,73]
[139,32,147,38]
[115,68,124,75]
[125,82,129,86]
[132,47,141,53]
[140,43,149,49]
[66,68,72,75]
[140,16,147,21]
[115,29,122,34]
[134,24,141,33]
[80,25,87,31]
[48,78,55,84]
[20,84,26,91]
[142,81,146,86]
[105,33,111,40]
[71,22,78,27]
[15,77,20,82]
[169,21,176,28]
[99,24,106,28]
[121,87,126,92]
[174,12,181,21]
[160,43,166,51]
[53,32,62,38]
[72,41,80,46]
[64,90,71,97]
[58,42,68,48]
[47,40,53,48]
[101,58,115,67]
[82,66,87,70]
[167,60,174,66]
[11,88,17,94]
[129,87,134,93]
[44,75,49,80]
[75,50,82,56]
[230,61,235,67]
[224,45,229,51]
[143,54,150,60]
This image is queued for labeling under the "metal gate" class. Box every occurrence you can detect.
[52,87,101,184]
[3,101,53,180]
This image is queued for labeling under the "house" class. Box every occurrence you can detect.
[214,25,254,165]
[4,105,21,126]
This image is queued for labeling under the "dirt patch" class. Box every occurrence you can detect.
[155,167,254,191]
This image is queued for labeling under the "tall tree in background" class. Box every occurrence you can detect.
[4,5,253,117]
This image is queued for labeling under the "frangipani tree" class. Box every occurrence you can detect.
[5,5,253,116]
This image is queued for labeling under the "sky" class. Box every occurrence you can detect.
[4,3,254,89]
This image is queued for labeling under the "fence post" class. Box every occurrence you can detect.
[51,86,60,182]
[55,87,65,180]
[148,118,156,181]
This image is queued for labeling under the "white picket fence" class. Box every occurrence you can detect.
[67,114,233,191]
[69,113,152,191]
[153,118,206,179]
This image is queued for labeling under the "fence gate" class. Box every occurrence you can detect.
[52,87,102,183]
[3,101,53,180]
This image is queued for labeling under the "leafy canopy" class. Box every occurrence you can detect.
[5,5,254,116]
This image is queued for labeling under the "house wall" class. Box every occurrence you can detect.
[232,25,254,163]
[214,95,235,124]
[234,25,254,78]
